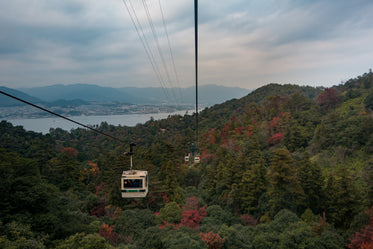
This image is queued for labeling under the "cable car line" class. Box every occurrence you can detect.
[141,0,179,105]
[183,0,200,165]
[121,0,170,100]
[126,0,170,99]
[194,0,199,150]
[158,0,183,102]
[0,90,125,143]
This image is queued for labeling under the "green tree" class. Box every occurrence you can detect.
[133,226,165,249]
[0,150,59,224]
[283,119,311,152]
[296,153,324,214]
[218,224,252,249]
[155,201,182,224]
[239,159,266,215]
[56,233,114,249]
[364,91,373,111]
[48,147,82,191]
[165,226,205,249]
[250,210,343,249]
[0,221,46,249]
[200,205,235,230]
[324,166,361,230]
[266,148,305,215]
[115,209,155,240]
[365,158,373,206]
[163,160,184,204]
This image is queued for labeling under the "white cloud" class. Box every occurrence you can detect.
[0,0,373,89]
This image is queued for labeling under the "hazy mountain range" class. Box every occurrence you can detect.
[0,84,250,107]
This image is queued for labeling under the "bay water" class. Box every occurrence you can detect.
[6,110,192,134]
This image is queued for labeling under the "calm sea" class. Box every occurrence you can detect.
[6,110,191,134]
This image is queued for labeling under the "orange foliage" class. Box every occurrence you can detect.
[99,223,119,244]
[313,212,329,237]
[200,231,225,249]
[247,126,253,136]
[88,161,100,176]
[61,147,77,158]
[348,207,373,249]
[180,210,203,230]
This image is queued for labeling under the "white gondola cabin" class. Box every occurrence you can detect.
[121,143,148,198]
[121,170,148,198]
[194,156,200,164]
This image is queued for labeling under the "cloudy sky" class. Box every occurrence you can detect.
[1,0,372,90]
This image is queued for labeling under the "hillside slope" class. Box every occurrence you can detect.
[1,71,373,248]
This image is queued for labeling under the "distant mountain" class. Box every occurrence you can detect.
[18,84,250,107]
[19,84,136,104]
[0,86,43,107]
[46,99,90,108]
[119,85,249,106]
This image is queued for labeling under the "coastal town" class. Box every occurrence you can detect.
[0,103,193,120]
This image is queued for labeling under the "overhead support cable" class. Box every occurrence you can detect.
[121,0,170,99]
[0,90,125,143]
[141,0,178,105]
[158,0,183,102]
[127,0,169,98]
[194,0,199,149]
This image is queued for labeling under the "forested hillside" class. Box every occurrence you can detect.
[1,71,373,248]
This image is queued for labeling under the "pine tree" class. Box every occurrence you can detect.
[267,148,305,215]
[324,166,361,230]
[297,152,324,214]
[366,158,373,206]
[48,147,81,191]
[238,137,267,215]
[163,160,184,204]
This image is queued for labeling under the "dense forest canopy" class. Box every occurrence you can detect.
[1,71,373,248]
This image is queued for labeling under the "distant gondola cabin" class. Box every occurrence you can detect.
[121,170,148,198]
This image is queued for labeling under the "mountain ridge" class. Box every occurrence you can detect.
[0,86,44,107]
[16,84,250,107]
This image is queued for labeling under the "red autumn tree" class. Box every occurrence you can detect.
[180,209,203,229]
[317,87,339,110]
[180,196,205,229]
[240,214,257,226]
[199,206,208,217]
[348,227,373,249]
[200,231,225,249]
[361,239,373,249]
[272,132,284,143]
[91,198,106,218]
[99,223,119,244]
[61,147,78,158]
[184,196,199,211]
[348,207,373,249]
